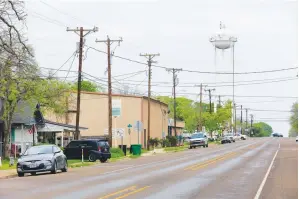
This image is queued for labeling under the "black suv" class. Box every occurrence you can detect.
[64,139,111,163]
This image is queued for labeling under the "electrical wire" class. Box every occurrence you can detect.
[64,54,77,81]
[88,46,298,75]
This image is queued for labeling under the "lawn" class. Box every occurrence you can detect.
[0,159,17,170]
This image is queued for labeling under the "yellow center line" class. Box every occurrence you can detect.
[191,152,238,170]
[99,186,136,199]
[184,151,236,171]
[114,186,151,199]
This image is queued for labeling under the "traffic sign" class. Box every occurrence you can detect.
[128,124,132,128]
[134,121,143,132]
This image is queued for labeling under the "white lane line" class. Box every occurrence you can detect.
[254,141,280,199]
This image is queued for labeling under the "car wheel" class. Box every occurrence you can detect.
[189,146,192,149]
[61,160,68,172]
[100,158,107,163]
[18,172,24,177]
[31,172,36,176]
[51,161,57,174]
[206,144,208,148]
[89,153,96,162]
[203,145,206,148]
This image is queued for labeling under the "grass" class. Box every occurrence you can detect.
[0,158,18,170]
[163,145,189,152]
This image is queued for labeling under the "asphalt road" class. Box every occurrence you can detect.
[0,137,297,199]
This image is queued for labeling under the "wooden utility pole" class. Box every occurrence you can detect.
[67,27,98,140]
[250,114,253,137]
[234,103,237,135]
[205,88,216,114]
[245,108,248,134]
[240,105,243,135]
[96,36,123,146]
[140,53,159,150]
[166,68,182,136]
[195,84,206,131]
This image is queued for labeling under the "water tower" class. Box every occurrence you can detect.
[210,22,237,134]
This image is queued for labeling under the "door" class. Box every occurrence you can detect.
[65,141,81,159]
[79,141,93,159]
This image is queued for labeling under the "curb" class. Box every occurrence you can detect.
[0,174,17,180]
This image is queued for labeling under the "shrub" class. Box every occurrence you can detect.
[166,136,177,147]
[110,148,124,158]
[149,137,160,148]
[160,138,170,147]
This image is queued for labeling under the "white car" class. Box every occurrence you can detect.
[189,133,208,149]
[240,134,247,140]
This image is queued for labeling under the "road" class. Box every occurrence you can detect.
[0,138,297,199]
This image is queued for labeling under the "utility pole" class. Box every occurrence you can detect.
[67,27,98,140]
[250,114,253,137]
[140,53,160,150]
[234,103,237,135]
[205,88,216,114]
[166,68,182,136]
[96,36,123,147]
[245,108,248,135]
[195,84,206,131]
[240,105,243,135]
[218,95,221,107]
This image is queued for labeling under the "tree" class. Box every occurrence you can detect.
[0,1,70,157]
[289,102,298,137]
[251,122,273,137]
[73,80,103,92]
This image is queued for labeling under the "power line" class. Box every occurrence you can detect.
[87,46,297,75]
[39,0,92,26]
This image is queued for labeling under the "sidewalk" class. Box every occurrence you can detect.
[0,169,17,179]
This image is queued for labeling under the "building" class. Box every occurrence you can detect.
[168,119,185,136]
[47,91,169,148]
[0,101,87,157]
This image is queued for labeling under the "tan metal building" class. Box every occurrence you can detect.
[47,91,169,148]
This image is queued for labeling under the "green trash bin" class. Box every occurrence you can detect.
[131,144,142,155]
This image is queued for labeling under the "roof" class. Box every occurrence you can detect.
[73,91,168,107]
[37,119,88,132]
[12,101,36,124]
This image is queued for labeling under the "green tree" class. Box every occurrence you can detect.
[251,122,273,137]
[73,80,103,92]
[289,102,298,137]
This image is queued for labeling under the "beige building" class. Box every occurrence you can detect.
[47,91,169,148]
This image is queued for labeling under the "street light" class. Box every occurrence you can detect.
[210,21,237,134]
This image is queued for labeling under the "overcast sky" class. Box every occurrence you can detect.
[25,0,297,136]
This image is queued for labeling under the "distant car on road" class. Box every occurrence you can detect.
[226,133,235,142]
[189,133,208,149]
[17,145,67,177]
[64,139,111,163]
[221,136,231,144]
[240,134,247,140]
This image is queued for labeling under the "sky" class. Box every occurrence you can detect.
[24,0,298,136]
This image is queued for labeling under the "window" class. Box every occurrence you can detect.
[24,146,53,155]
[68,141,81,148]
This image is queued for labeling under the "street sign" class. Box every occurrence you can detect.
[127,124,132,128]
[134,121,143,132]
[112,99,121,117]
[104,128,125,138]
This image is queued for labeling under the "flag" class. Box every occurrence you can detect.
[28,124,36,134]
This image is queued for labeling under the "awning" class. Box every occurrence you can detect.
[37,120,88,133]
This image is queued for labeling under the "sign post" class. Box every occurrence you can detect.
[134,121,143,144]
[127,124,132,146]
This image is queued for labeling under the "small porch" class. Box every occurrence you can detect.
[37,120,88,148]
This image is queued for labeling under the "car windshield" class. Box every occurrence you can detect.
[24,146,53,156]
[191,133,204,139]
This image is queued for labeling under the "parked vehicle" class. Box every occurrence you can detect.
[17,145,67,177]
[189,133,208,149]
[226,133,235,142]
[296,136,298,142]
[240,134,247,140]
[221,136,231,144]
[64,139,111,163]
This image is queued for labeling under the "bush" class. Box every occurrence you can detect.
[160,138,171,147]
[166,136,177,147]
[149,137,160,148]
[110,148,124,158]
